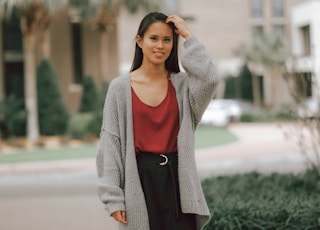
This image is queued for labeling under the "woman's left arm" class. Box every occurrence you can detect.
[182,37,218,118]
[167,15,219,122]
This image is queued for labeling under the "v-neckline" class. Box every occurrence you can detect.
[131,77,170,108]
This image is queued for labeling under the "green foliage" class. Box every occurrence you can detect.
[235,33,289,69]
[67,80,109,139]
[202,170,320,229]
[79,75,98,113]
[224,75,238,99]
[240,108,295,122]
[224,64,253,102]
[37,59,69,136]
[239,64,253,101]
[240,112,261,122]
[196,126,238,149]
[123,0,160,13]
[67,112,94,140]
[88,80,109,136]
[0,95,26,137]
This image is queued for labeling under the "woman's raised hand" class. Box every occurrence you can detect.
[166,15,193,39]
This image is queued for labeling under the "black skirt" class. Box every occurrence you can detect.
[137,152,196,230]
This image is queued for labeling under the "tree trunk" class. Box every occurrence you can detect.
[23,33,39,145]
[38,28,51,59]
[100,23,119,81]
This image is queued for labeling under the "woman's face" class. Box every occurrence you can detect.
[136,21,173,67]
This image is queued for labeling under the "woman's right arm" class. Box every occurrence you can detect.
[96,81,126,219]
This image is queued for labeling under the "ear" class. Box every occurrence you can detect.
[136,35,143,48]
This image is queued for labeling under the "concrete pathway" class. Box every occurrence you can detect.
[196,122,309,178]
[0,122,313,230]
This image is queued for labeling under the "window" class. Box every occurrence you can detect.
[300,25,311,56]
[2,7,22,52]
[272,0,284,18]
[295,72,312,98]
[4,62,24,99]
[71,22,83,84]
[251,0,263,18]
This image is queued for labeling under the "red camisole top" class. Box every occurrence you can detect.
[131,77,180,154]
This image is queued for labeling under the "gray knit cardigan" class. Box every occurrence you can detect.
[96,36,218,230]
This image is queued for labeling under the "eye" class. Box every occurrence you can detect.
[164,37,172,42]
[150,36,157,41]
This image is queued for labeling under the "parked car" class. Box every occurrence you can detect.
[200,99,242,127]
[296,98,320,119]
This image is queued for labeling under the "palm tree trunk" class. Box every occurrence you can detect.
[23,33,39,145]
[39,28,51,59]
[100,24,119,81]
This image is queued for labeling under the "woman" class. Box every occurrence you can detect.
[96,12,218,230]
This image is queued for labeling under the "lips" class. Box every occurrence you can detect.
[153,51,165,58]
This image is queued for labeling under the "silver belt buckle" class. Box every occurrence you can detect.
[159,154,168,166]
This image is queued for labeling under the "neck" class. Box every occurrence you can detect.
[137,64,168,80]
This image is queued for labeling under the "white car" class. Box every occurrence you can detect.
[200,99,242,127]
[296,98,319,119]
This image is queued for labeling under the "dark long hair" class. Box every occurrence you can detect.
[130,12,180,73]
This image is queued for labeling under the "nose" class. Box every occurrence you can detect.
[156,40,164,48]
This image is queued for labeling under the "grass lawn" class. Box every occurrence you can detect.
[195,125,237,149]
[0,125,237,164]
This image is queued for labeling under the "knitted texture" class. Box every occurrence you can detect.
[96,36,218,230]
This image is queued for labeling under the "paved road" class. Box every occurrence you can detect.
[0,122,311,230]
[196,122,309,178]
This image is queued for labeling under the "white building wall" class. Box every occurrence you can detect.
[291,0,320,99]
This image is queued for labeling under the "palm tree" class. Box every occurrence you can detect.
[68,0,161,81]
[0,0,66,146]
[0,0,165,145]
[235,32,289,107]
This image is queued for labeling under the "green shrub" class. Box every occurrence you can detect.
[273,107,295,121]
[88,80,109,136]
[202,170,320,229]
[0,95,26,137]
[67,81,109,140]
[37,59,69,136]
[240,111,270,122]
[238,64,253,101]
[223,64,253,102]
[79,75,98,113]
[67,112,94,140]
[240,108,295,123]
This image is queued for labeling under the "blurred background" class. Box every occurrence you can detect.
[0,0,319,145]
[0,0,319,229]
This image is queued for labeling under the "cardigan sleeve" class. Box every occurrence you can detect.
[181,36,219,124]
[96,80,125,215]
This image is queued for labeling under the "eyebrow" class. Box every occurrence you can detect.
[149,34,172,38]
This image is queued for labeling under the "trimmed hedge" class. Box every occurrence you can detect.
[67,81,109,140]
[79,75,98,113]
[0,95,26,137]
[202,170,320,229]
[67,112,94,140]
[88,80,109,136]
[37,59,69,136]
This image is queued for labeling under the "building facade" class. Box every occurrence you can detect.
[0,0,315,113]
[290,0,320,102]
[0,6,118,113]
